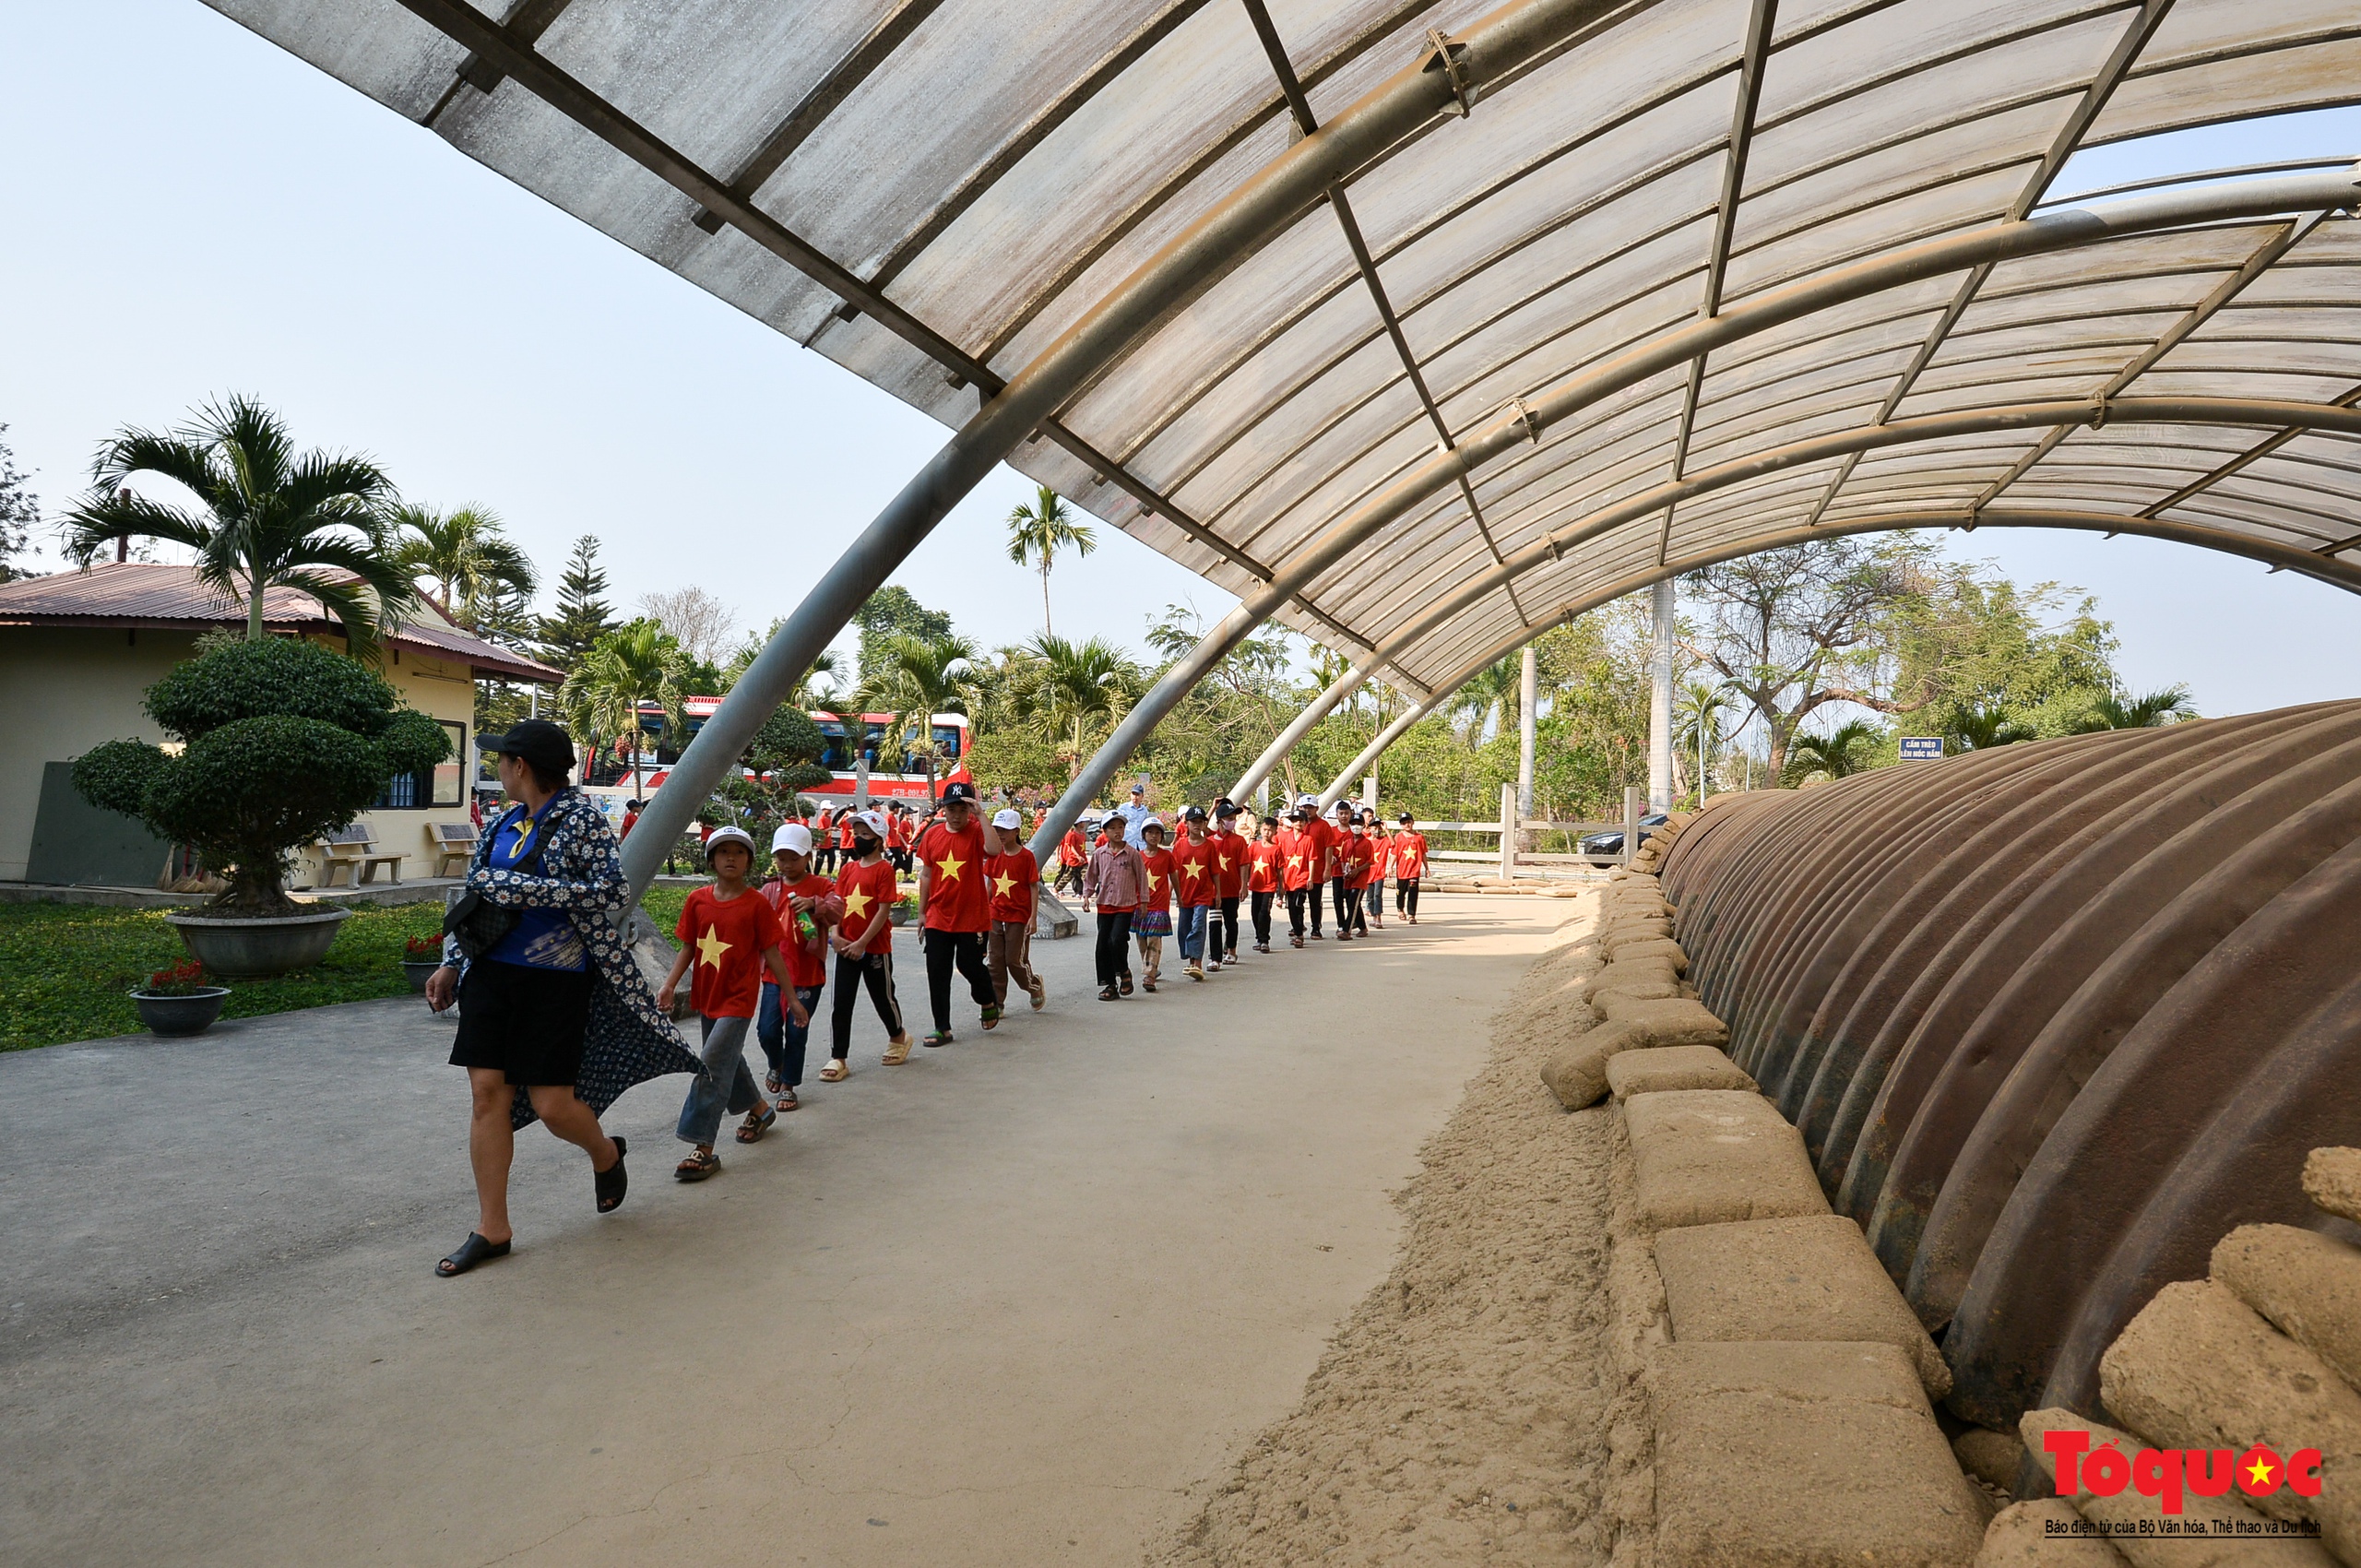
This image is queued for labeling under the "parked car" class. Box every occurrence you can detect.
[1581,812,1668,864]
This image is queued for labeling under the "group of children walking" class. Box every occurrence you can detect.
[658,780,1427,1180]
[1074,791,1428,1000]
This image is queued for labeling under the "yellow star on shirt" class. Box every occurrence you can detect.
[933,854,966,883]
[992,869,1018,898]
[1287,854,1303,872]
[1181,861,1203,883]
[1217,854,1232,871]
[2246,1455,2276,1488]
[695,927,731,969]
[841,887,873,922]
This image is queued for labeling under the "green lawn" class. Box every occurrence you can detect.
[1,885,696,1051]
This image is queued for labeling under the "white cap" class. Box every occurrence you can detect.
[706,826,757,861]
[1297,793,1318,808]
[992,807,1022,830]
[772,822,813,856]
[854,810,890,839]
[1141,814,1166,833]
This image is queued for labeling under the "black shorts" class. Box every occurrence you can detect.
[450,959,593,1087]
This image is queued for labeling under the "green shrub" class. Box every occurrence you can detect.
[73,638,449,914]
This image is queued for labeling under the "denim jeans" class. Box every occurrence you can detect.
[676,1013,760,1145]
[756,981,825,1090]
[1179,903,1212,961]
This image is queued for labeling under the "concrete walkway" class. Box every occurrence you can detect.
[1,895,1570,1567]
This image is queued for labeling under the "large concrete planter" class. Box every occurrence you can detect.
[129,986,230,1036]
[163,907,350,977]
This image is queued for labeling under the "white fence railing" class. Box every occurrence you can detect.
[1395,785,1647,880]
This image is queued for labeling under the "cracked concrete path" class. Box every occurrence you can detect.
[1,894,1571,1567]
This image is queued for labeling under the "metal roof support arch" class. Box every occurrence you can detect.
[1320,507,2361,804]
[1035,386,2361,864]
[585,0,1627,896]
[1231,662,1372,806]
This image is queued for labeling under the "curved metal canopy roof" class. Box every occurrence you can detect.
[213,0,2359,701]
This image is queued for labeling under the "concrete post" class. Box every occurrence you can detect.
[1363,774,1378,813]
[1624,785,1643,868]
[1649,576,1676,812]
[1518,645,1537,847]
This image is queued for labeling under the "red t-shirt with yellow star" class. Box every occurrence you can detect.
[986,847,1038,923]
[1277,826,1314,891]
[1247,838,1284,894]
[835,856,897,951]
[675,885,784,1019]
[1171,833,1219,908]
[1138,847,1173,914]
[917,820,991,932]
[1213,829,1248,898]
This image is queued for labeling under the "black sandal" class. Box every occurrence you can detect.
[436,1232,511,1277]
[595,1135,629,1213]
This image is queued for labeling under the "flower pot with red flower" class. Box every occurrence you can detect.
[129,959,230,1037]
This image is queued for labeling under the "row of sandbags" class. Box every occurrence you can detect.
[1653,705,2361,1437]
[1544,848,1997,1565]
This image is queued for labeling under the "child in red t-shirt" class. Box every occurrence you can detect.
[659,826,796,1181]
[984,807,1046,1016]
[755,822,841,1109]
[1133,819,1175,991]
[1392,811,1428,923]
[1246,814,1284,952]
[825,811,911,1076]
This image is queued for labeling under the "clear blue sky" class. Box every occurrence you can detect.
[2,2,2354,717]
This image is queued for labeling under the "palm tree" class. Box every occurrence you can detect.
[389,504,536,630]
[59,395,412,657]
[1026,633,1140,778]
[2073,683,2196,731]
[1784,719,1884,784]
[1453,657,1522,746]
[1677,679,1737,800]
[1949,702,2038,751]
[562,620,691,797]
[859,631,981,790]
[1005,485,1096,636]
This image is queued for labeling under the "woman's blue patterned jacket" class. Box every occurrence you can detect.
[444,788,703,1128]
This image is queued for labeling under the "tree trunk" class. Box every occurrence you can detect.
[247,576,266,641]
[1041,561,1053,636]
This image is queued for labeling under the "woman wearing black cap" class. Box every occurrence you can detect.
[424,719,702,1277]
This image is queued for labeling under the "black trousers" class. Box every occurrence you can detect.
[1095,910,1134,986]
[829,949,903,1057]
[813,844,838,873]
[1204,898,1227,964]
[1251,890,1275,944]
[1219,897,1240,956]
[1395,877,1420,917]
[922,927,994,1031]
[1332,876,1362,933]
[1285,886,1309,936]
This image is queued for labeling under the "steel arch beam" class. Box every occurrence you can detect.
[1232,663,1371,806]
[1318,505,2361,802]
[1023,172,2359,866]
[596,0,1620,894]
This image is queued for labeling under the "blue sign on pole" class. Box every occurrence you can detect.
[1899,736,1944,761]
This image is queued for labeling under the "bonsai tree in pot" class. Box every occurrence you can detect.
[74,636,449,974]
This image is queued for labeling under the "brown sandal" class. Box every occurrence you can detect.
[675,1147,721,1181]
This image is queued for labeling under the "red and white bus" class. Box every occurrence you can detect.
[587,702,969,801]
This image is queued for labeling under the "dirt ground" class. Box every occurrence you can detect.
[1151,897,1624,1566]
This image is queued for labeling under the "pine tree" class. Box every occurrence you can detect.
[538,534,617,665]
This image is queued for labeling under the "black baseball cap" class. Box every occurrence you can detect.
[1399,811,1415,823]
[480,719,574,778]
[942,781,979,804]
[1215,798,1240,817]
[1183,804,1207,821]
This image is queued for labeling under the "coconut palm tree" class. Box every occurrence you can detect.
[1005,485,1096,636]
[859,631,981,787]
[563,620,691,797]
[2072,683,2196,731]
[59,395,413,657]
[388,503,536,630]
[1453,656,1523,746]
[1676,679,1738,800]
[1026,633,1141,778]
[1784,719,1884,784]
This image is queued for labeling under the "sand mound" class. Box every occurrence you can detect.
[1151,905,1619,1566]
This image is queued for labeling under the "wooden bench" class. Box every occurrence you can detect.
[318,824,406,886]
[429,820,480,877]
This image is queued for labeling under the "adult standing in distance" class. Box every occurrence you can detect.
[426,719,700,1277]
[914,780,995,1045]
[1110,780,1157,849]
